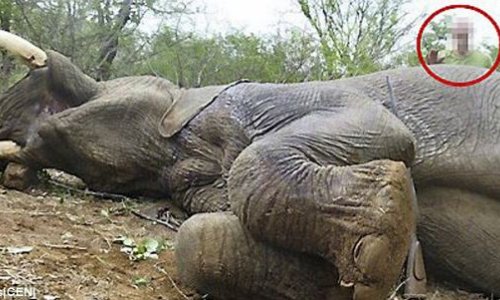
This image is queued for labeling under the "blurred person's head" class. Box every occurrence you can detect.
[451,17,473,56]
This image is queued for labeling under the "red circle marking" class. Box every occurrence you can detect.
[416,4,500,87]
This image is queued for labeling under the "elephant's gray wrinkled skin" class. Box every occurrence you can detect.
[1,47,500,299]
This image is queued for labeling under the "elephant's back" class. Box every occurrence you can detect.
[342,67,496,147]
[225,81,380,140]
[218,67,500,190]
[342,66,500,189]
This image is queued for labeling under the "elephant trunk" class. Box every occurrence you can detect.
[45,50,99,107]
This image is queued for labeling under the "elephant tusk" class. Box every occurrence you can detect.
[0,140,21,158]
[340,280,354,288]
[0,30,47,68]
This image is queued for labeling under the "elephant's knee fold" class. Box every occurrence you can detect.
[374,160,415,215]
[378,110,416,166]
[350,160,415,221]
[386,129,416,167]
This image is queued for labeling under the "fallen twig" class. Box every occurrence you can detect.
[91,228,112,251]
[48,179,129,201]
[0,210,60,216]
[131,210,178,232]
[4,269,38,285]
[49,179,180,231]
[155,263,190,300]
[42,243,87,251]
[157,207,183,227]
[93,255,112,268]
[0,246,33,254]
[388,278,408,299]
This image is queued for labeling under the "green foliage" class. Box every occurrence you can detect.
[139,28,321,87]
[298,0,417,78]
[0,0,188,82]
[392,49,420,67]
[0,0,433,90]
[132,276,151,287]
[484,44,499,68]
[118,236,169,261]
[422,16,452,53]
[393,16,451,67]
[0,67,27,93]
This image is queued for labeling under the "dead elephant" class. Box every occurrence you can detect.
[0,31,500,299]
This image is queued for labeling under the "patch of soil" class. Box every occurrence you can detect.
[0,187,193,300]
[0,183,492,300]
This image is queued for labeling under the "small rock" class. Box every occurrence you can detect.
[4,246,33,254]
[61,232,74,240]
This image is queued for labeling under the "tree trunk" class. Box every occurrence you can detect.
[0,1,13,79]
[95,0,132,81]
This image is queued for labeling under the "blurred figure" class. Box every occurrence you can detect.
[425,49,445,65]
[442,17,491,68]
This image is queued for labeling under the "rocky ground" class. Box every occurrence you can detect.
[0,173,493,300]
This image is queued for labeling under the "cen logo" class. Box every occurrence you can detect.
[0,287,37,299]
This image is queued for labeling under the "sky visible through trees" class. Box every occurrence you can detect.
[1,0,499,90]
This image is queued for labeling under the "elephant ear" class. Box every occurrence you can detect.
[158,81,246,138]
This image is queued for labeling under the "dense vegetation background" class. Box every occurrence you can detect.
[0,0,498,91]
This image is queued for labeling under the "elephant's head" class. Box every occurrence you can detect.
[0,31,98,148]
[0,31,178,194]
[0,31,231,196]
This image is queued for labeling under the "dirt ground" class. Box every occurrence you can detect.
[0,180,194,300]
[0,176,493,300]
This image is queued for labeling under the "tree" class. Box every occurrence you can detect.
[298,0,417,79]
[0,0,15,78]
[421,16,451,54]
[393,17,451,67]
[141,29,320,87]
[6,0,191,80]
[483,44,500,70]
[94,0,133,81]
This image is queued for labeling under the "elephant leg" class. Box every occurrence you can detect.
[417,186,500,296]
[176,212,351,300]
[228,109,418,300]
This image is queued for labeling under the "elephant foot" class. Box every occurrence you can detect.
[230,155,417,299]
[325,162,417,300]
[176,212,346,300]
